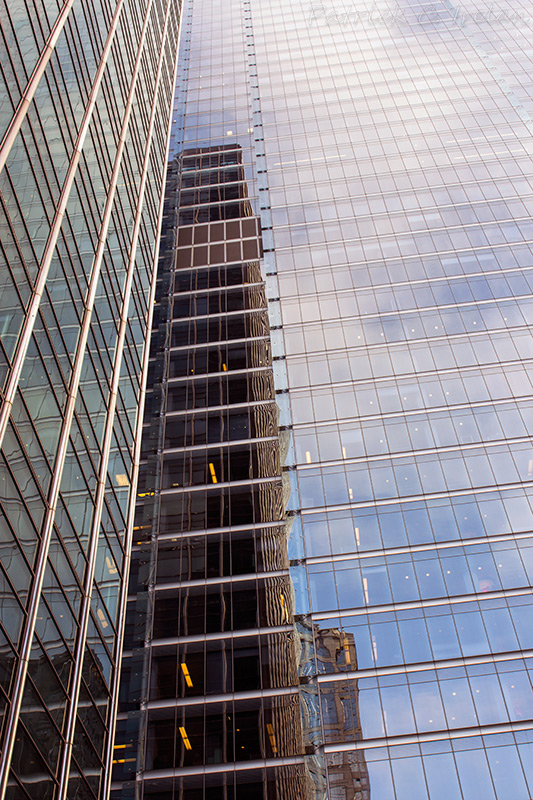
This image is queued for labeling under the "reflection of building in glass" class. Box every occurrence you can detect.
[0,0,181,796]
[111,145,313,799]
[303,623,370,800]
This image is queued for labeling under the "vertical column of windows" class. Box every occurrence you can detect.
[112,144,311,799]
[0,0,181,794]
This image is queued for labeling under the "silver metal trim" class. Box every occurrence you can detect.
[168,335,269,352]
[166,366,272,384]
[316,648,533,682]
[134,754,306,780]
[0,0,75,173]
[152,569,290,592]
[160,475,282,494]
[172,306,267,323]
[0,0,128,452]
[173,280,264,297]
[304,527,533,566]
[292,394,533,430]
[323,719,533,753]
[0,0,129,793]
[308,585,533,621]
[301,480,533,514]
[160,435,278,455]
[147,624,294,647]
[148,685,299,709]
[163,398,275,417]
[56,1,174,794]
[101,32,183,800]
[297,433,533,470]
[131,519,286,546]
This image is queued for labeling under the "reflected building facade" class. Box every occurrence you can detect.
[111,140,314,797]
[0,0,181,797]
[116,0,533,798]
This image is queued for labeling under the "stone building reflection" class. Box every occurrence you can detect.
[298,620,370,800]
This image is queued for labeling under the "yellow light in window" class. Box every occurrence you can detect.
[305,451,312,464]
[222,363,227,371]
[97,608,108,629]
[363,577,369,604]
[209,463,218,484]
[279,593,289,622]
[342,447,347,459]
[181,663,193,688]
[343,635,351,666]
[116,473,129,487]
[179,726,192,750]
[266,723,278,754]
[226,130,233,136]
[106,556,118,575]
[348,488,353,500]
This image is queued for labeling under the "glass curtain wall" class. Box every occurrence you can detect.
[0,0,181,796]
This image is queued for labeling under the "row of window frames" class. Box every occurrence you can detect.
[169,312,271,348]
[141,379,275,427]
[279,268,533,321]
[162,372,276,413]
[306,544,533,612]
[284,329,533,396]
[125,579,291,643]
[155,482,285,535]
[111,769,307,800]
[293,402,533,463]
[181,149,243,171]
[178,183,250,206]
[120,632,295,705]
[128,528,288,590]
[138,441,280,492]
[176,237,262,269]
[147,342,272,383]
[171,286,267,319]
[172,262,263,292]
[177,218,260,245]
[113,707,295,781]
[178,202,254,224]
[139,406,279,460]
[281,295,533,343]
[134,485,285,542]
[322,605,533,672]
[287,364,533,426]
[179,166,245,188]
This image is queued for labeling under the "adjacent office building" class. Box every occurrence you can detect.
[0,0,181,796]
[113,0,533,798]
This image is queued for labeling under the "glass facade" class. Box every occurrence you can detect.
[0,0,181,796]
[111,139,314,797]
[115,0,533,798]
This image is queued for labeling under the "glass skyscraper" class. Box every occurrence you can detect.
[0,0,181,796]
[113,0,533,797]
